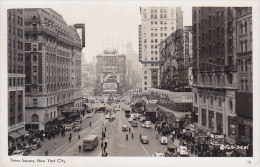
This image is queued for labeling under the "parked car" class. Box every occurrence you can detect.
[23,146,31,156]
[111,114,116,119]
[165,146,178,157]
[87,113,93,118]
[153,152,164,157]
[64,124,72,131]
[177,146,189,156]
[105,114,110,119]
[128,117,133,123]
[122,125,128,131]
[12,150,24,156]
[140,136,149,144]
[132,121,138,127]
[74,124,82,132]
[160,136,168,145]
[140,117,146,122]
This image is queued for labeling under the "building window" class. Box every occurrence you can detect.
[210,96,213,105]
[144,71,147,74]
[144,82,147,85]
[203,95,206,103]
[33,55,37,62]
[144,76,147,79]
[144,87,147,90]
[31,114,39,122]
[33,99,37,107]
[33,66,37,72]
[32,44,37,51]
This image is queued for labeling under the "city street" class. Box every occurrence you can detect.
[29,98,189,157]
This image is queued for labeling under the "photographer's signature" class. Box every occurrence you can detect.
[220,144,249,150]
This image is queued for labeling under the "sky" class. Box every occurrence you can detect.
[53,2,192,63]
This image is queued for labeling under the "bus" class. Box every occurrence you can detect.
[83,135,99,151]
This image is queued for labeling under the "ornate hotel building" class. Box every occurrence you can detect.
[23,9,84,130]
[139,7,183,93]
[192,7,252,155]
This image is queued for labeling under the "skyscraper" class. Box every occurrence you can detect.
[8,9,26,147]
[139,7,183,93]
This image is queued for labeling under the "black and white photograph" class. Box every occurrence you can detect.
[0,0,260,167]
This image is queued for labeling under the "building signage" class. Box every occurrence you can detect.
[103,83,117,90]
[210,134,225,146]
[102,66,118,73]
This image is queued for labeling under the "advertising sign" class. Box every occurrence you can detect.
[210,134,225,146]
[103,83,117,91]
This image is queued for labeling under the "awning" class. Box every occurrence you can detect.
[17,129,29,136]
[9,132,22,139]
[58,116,66,120]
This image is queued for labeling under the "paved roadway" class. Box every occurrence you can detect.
[30,96,182,157]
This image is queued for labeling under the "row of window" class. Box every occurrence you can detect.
[150,21,168,25]
[8,78,25,87]
[8,13,23,26]
[8,39,23,50]
[9,27,23,38]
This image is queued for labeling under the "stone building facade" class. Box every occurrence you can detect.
[192,7,252,155]
[23,9,83,130]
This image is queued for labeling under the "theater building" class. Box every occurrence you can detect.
[96,50,126,94]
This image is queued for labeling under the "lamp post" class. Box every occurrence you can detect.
[101,123,104,156]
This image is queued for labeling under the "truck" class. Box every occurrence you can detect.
[125,110,131,117]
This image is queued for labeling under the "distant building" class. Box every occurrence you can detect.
[192,7,252,156]
[139,7,183,93]
[23,8,84,130]
[96,50,126,94]
[8,9,26,147]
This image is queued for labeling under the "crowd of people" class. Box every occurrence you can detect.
[153,119,233,157]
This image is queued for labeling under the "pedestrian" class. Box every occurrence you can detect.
[78,145,81,152]
[78,134,80,140]
[132,132,134,138]
[129,127,131,133]
[126,134,128,140]
[45,150,48,156]
[69,136,71,143]
[139,133,142,139]
[105,127,106,132]
[70,133,72,138]
[89,122,92,127]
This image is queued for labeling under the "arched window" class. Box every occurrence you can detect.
[50,112,53,120]
[31,114,39,122]
[54,111,56,118]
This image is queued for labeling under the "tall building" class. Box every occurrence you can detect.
[96,50,126,94]
[139,7,183,93]
[192,7,252,155]
[125,41,141,86]
[23,9,84,130]
[8,9,26,147]
[184,26,193,86]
